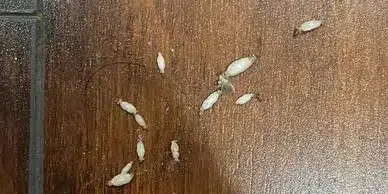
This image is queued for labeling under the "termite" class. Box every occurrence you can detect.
[137,135,145,162]
[200,90,222,111]
[170,140,180,162]
[222,55,257,78]
[293,20,323,36]
[157,52,166,75]
[117,99,137,114]
[218,75,235,92]
[134,113,148,129]
[107,173,134,187]
[120,161,133,174]
[107,162,134,187]
[235,93,258,105]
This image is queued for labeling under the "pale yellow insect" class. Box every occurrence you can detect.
[171,140,180,162]
[293,20,323,36]
[222,55,257,78]
[107,162,134,187]
[157,52,166,75]
[200,90,222,111]
[137,135,145,162]
[134,113,148,129]
[117,99,137,114]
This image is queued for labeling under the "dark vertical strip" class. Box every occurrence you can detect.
[28,0,44,193]
[0,11,39,16]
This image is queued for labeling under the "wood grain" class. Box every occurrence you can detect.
[0,19,32,194]
[44,0,388,193]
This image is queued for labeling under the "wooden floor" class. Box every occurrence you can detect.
[1,0,388,193]
[0,19,32,194]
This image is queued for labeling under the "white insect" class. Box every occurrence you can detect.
[107,162,134,187]
[294,20,323,36]
[157,52,166,75]
[217,75,235,92]
[117,99,137,114]
[134,113,148,129]
[120,161,133,174]
[107,173,134,187]
[171,140,180,162]
[235,93,256,105]
[200,90,222,111]
[222,55,257,78]
[137,135,145,162]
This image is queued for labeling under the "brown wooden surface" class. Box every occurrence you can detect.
[0,19,32,194]
[44,0,388,193]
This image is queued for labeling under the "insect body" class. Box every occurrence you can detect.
[218,75,235,92]
[107,173,134,187]
[137,135,145,161]
[171,140,180,162]
[107,162,134,187]
[200,90,222,111]
[293,20,323,36]
[235,93,256,105]
[157,52,166,75]
[222,55,257,78]
[134,113,148,129]
[117,99,137,114]
[120,162,133,174]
